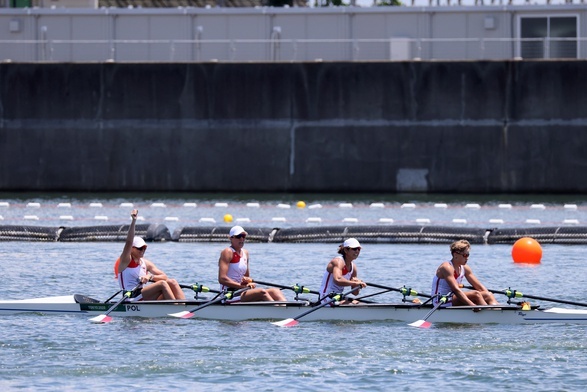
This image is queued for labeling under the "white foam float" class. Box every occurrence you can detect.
[401,203,416,209]
[164,217,179,221]
[378,218,394,224]
[271,217,287,222]
[236,218,251,223]
[369,203,385,208]
[452,218,467,224]
[151,202,166,208]
[342,218,358,223]
[120,202,134,208]
[525,219,541,224]
[306,217,322,223]
[57,203,71,208]
[339,203,353,208]
[416,218,430,224]
[246,203,260,208]
[94,215,108,220]
[563,219,579,224]
[24,215,39,220]
[199,217,216,223]
[183,202,197,207]
[214,203,228,208]
[434,203,448,209]
[27,202,40,208]
[464,204,480,209]
[59,215,74,220]
[277,203,291,209]
[89,203,103,208]
[498,204,512,209]
[530,204,546,210]
[489,219,504,224]
[0,202,9,207]
[564,204,578,210]
[308,204,323,209]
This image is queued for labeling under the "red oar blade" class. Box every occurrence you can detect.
[89,314,113,324]
[408,319,432,328]
[271,318,299,328]
[168,310,194,319]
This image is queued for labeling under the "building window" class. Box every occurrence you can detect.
[519,16,578,59]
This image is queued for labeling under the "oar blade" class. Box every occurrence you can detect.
[89,314,113,324]
[408,319,432,328]
[168,310,195,319]
[271,318,299,328]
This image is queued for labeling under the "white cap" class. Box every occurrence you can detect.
[229,226,247,237]
[343,238,361,248]
[132,236,147,248]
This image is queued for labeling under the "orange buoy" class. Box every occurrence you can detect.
[512,237,542,264]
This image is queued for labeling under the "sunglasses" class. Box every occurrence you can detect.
[134,246,147,252]
[232,234,247,239]
[347,247,362,251]
[458,252,470,257]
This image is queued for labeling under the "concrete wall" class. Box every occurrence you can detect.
[1,61,587,193]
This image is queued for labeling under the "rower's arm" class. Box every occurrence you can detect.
[438,264,475,306]
[218,248,246,289]
[118,209,138,273]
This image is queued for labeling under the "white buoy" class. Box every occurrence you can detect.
[465,203,480,209]
[236,218,251,223]
[530,204,546,210]
[369,203,385,208]
[308,204,323,209]
[498,204,512,209]
[452,218,467,224]
[94,215,108,220]
[563,219,579,225]
[164,217,179,221]
[214,203,228,208]
[489,219,504,224]
[120,202,134,208]
[277,203,291,209]
[401,203,416,209]
[0,202,9,207]
[378,218,394,224]
[339,203,353,208]
[306,217,322,223]
[199,217,216,223]
[24,215,39,220]
[151,202,166,208]
[271,217,287,222]
[416,218,430,224]
[59,215,74,220]
[434,203,448,209]
[26,202,40,208]
[525,219,541,224]
[90,203,103,208]
[246,203,260,208]
[564,204,578,210]
[57,203,71,208]
[342,218,358,223]
[183,202,197,207]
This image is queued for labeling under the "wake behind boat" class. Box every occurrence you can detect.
[1,294,587,324]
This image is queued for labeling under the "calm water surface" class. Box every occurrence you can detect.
[2,238,587,391]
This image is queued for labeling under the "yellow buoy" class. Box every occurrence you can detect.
[512,237,542,264]
[223,214,233,223]
[296,200,306,209]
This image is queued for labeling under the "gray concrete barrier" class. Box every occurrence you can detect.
[1,61,586,192]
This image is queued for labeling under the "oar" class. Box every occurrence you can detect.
[272,286,360,328]
[89,283,142,324]
[365,282,432,298]
[253,280,320,296]
[168,287,249,319]
[408,292,452,329]
[464,285,587,308]
[180,283,221,295]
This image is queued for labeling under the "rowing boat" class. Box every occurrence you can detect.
[1,294,587,324]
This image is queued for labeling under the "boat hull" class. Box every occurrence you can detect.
[1,295,587,324]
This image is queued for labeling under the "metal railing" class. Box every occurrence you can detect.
[0,37,581,62]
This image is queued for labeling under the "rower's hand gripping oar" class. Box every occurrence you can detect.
[272,286,361,328]
[89,283,142,324]
[408,292,452,329]
[168,287,249,319]
[465,285,587,308]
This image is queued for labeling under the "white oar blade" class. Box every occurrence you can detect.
[408,319,432,328]
[271,318,299,328]
[89,314,113,324]
[168,310,194,319]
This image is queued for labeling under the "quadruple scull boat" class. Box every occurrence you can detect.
[1,294,587,324]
